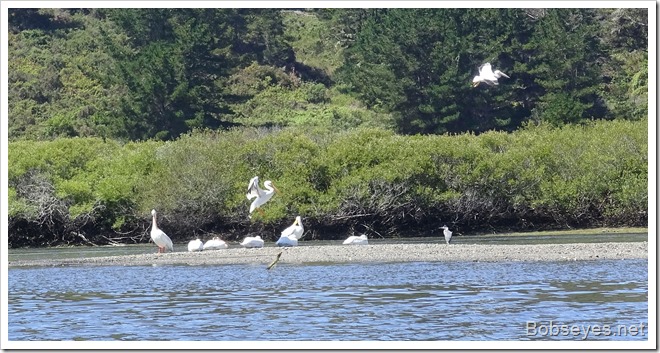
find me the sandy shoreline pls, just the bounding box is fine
[8,241,648,268]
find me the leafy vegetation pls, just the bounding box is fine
[8,120,647,247]
[7,8,648,247]
[8,8,648,140]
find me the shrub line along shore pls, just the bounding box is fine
[8,242,648,268]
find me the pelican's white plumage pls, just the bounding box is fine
[241,235,265,248]
[246,176,279,216]
[343,234,368,245]
[281,216,304,240]
[440,225,453,244]
[150,209,173,253]
[203,236,228,250]
[187,238,204,252]
[472,62,509,87]
[276,216,304,247]
[276,235,298,247]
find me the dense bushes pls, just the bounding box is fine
[8,119,647,247]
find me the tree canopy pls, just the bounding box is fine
[8,8,648,141]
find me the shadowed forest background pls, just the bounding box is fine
[7,8,648,247]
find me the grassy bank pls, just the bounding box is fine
[8,119,647,248]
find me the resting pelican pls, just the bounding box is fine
[441,225,453,244]
[276,216,304,247]
[343,234,368,245]
[240,235,265,248]
[276,235,298,247]
[187,238,204,252]
[246,176,279,217]
[281,216,304,240]
[150,209,173,253]
[203,236,228,250]
[472,62,509,87]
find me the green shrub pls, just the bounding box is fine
[8,119,648,247]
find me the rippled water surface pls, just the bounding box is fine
[8,259,647,341]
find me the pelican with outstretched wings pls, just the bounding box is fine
[472,62,509,87]
[246,176,279,217]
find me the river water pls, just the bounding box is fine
[7,246,648,342]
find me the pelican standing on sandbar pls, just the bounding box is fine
[472,62,509,87]
[150,209,173,253]
[246,176,279,218]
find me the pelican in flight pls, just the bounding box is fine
[343,234,368,245]
[187,238,204,252]
[246,176,279,217]
[203,236,228,250]
[441,225,453,244]
[472,62,509,87]
[150,209,173,253]
[276,216,304,247]
[241,235,265,248]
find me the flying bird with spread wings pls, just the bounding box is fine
[472,62,510,87]
[246,176,279,218]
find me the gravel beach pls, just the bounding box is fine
[8,241,648,268]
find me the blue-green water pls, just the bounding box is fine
[8,259,647,341]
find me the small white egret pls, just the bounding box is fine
[440,225,453,244]
[150,209,173,253]
[203,236,228,250]
[246,176,279,217]
[240,235,265,248]
[472,62,509,87]
[187,238,204,252]
[343,234,368,245]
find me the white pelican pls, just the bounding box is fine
[276,235,298,247]
[276,216,304,247]
[240,235,265,248]
[187,238,204,252]
[343,234,368,245]
[203,236,228,250]
[246,176,279,217]
[472,62,509,87]
[150,209,173,253]
[281,216,304,240]
[441,225,453,244]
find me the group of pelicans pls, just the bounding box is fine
[148,61,507,254]
[150,174,455,253]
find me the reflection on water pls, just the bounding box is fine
[8,259,647,341]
